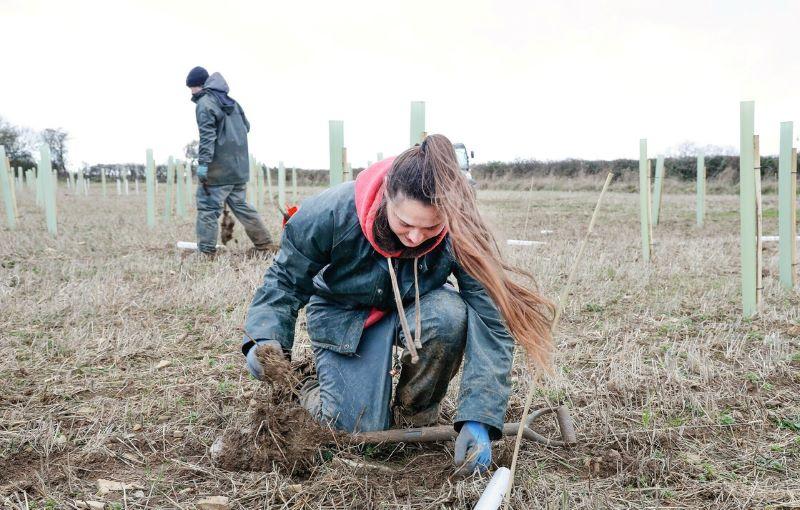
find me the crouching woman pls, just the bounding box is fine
[242,134,553,474]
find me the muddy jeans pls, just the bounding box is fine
[300,285,468,433]
[196,183,273,253]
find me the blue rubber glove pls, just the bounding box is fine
[197,164,208,183]
[245,339,283,380]
[454,421,492,475]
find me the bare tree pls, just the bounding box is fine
[0,117,34,168]
[41,128,69,174]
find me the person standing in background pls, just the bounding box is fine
[186,66,274,257]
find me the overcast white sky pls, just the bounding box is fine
[3,0,799,169]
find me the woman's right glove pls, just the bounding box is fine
[454,421,492,475]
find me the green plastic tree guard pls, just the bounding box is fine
[256,158,264,211]
[164,157,175,222]
[40,146,57,236]
[410,101,426,147]
[292,166,297,202]
[652,155,665,225]
[77,171,84,197]
[36,164,44,207]
[778,121,797,290]
[639,139,652,262]
[175,161,186,218]
[740,101,758,317]
[0,146,16,230]
[101,168,107,197]
[146,149,156,228]
[377,152,383,161]
[329,120,344,187]
[246,157,253,205]
[265,163,273,205]
[278,161,286,208]
[697,151,706,227]
[185,163,192,210]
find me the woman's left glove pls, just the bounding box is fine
[197,165,208,183]
[454,421,491,475]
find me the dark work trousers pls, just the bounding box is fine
[300,285,468,433]
[195,183,273,253]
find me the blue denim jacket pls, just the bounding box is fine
[244,182,515,436]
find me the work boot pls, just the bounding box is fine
[393,403,442,428]
[245,244,279,259]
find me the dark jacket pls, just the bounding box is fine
[244,160,516,437]
[192,73,250,185]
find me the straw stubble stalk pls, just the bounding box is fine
[504,171,615,508]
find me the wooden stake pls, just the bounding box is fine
[754,135,763,307]
[639,139,652,262]
[342,148,350,181]
[651,155,665,225]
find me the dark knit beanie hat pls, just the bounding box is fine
[186,66,209,87]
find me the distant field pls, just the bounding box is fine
[1,179,798,509]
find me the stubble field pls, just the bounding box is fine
[1,178,798,509]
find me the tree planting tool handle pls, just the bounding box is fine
[351,405,577,447]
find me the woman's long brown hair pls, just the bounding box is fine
[386,134,555,370]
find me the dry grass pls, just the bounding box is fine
[1,178,798,509]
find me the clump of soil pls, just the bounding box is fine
[220,205,236,245]
[213,394,337,475]
[213,347,336,475]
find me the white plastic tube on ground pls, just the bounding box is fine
[473,467,511,510]
[762,235,800,242]
[176,241,225,251]
[506,239,547,246]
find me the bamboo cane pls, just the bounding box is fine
[504,172,615,508]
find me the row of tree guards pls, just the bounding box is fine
[0,100,430,235]
[639,100,798,317]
